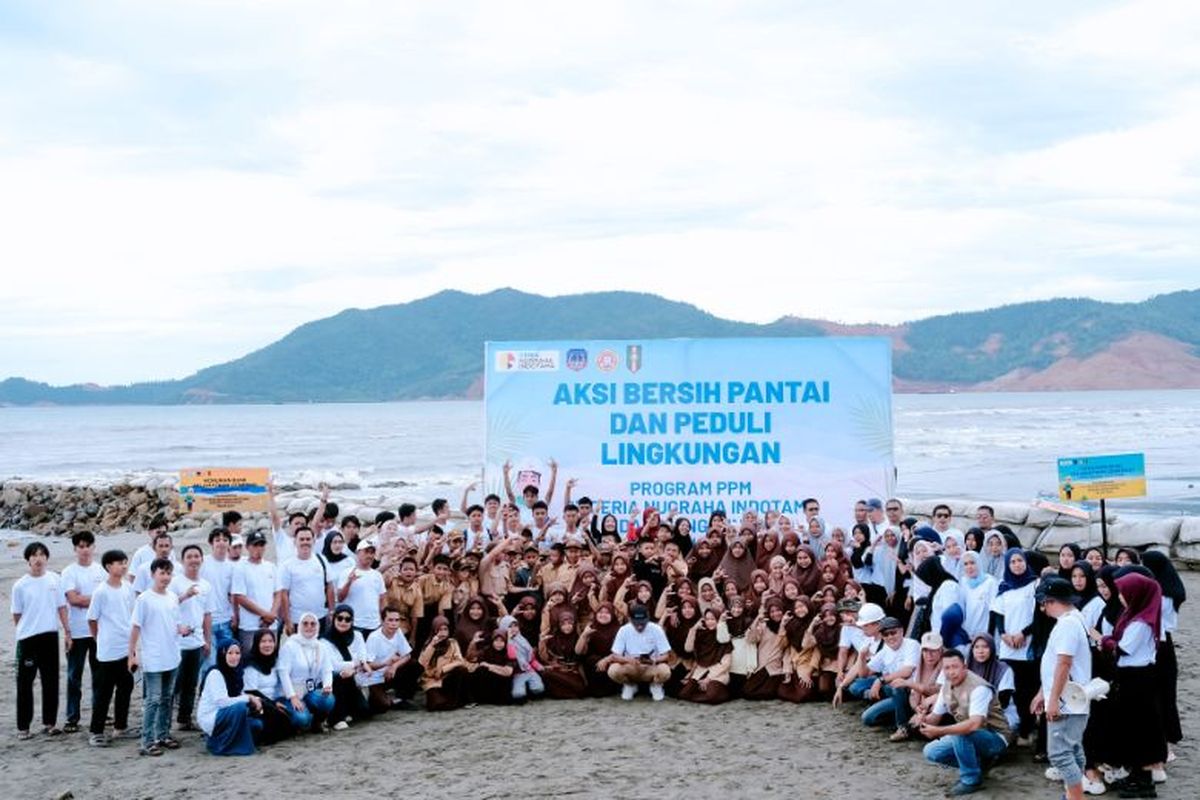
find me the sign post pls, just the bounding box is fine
[178,468,271,514]
[1056,453,1147,559]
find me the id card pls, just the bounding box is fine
[305,678,316,693]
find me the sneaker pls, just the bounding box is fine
[1104,767,1129,784]
[16,730,33,741]
[946,782,981,796]
[649,684,665,702]
[332,720,349,731]
[621,684,637,701]
[1045,767,1063,781]
[1083,777,1108,795]
[88,733,110,748]
[1166,750,1176,764]
[1150,769,1166,784]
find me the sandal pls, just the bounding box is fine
[42,726,63,737]
[17,730,33,741]
[889,728,910,742]
[159,736,181,749]
[62,722,80,734]
[139,744,164,757]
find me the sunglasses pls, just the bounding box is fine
[934,513,950,518]
[334,615,353,622]
[886,506,901,512]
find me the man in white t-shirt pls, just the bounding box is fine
[833,601,885,704]
[231,531,278,653]
[364,607,420,712]
[918,649,1011,796]
[276,526,334,635]
[11,541,70,738]
[1032,577,1094,800]
[61,530,107,732]
[128,513,169,582]
[200,526,236,669]
[129,558,183,755]
[338,540,386,635]
[86,548,137,747]
[608,604,672,701]
[170,544,214,731]
[858,617,921,731]
[132,532,176,594]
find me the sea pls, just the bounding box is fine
[1,390,1198,521]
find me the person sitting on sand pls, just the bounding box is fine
[608,603,672,701]
[197,642,262,756]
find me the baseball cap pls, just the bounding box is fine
[857,602,886,626]
[1038,576,1076,604]
[245,531,267,547]
[879,616,903,632]
[629,605,650,622]
[920,632,944,650]
[866,498,884,511]
[230,534,245,547]
[835,598,862,613]
[355,539,377,553]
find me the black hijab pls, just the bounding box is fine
[215,641,244,696]
[322,531,349,564]
[1058,544,1082,580]
[1069,562,1098,609]
[249,628,279,673]
[322,603,356,661]
[916,556,957,595]
[1141,550,1186,610]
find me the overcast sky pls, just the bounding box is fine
[1,1,1198,385]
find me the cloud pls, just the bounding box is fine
[0,1,1198,383]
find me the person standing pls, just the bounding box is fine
[11,541,70,739]
[86,549,137,747]
[276,526,334,635]
[200,526,237,669]
[170,544,214,731]
[1031,577,1093,800]
[231,532,278,653]
[60,530,107,733]
[129,558,183,756]
[338,540,386,636]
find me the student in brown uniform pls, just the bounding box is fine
[466,628,515,705]
[418,616,468,711]
[678,608,733,704]
[577,602,622,698]
[383,557,423,640]
[742,597,790,699]
[539,610,588,699]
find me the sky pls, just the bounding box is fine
[1,1,1198,385]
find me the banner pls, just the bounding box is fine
[485,338,894,532]
[178,467,270,514]
[1057,453,1146,502]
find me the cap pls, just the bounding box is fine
[866,498,884,511]
[857,602,886,626]
[1038,576,1076,604]
[879,616,903,632]
[355,539,377,553]
[565,538,584,549]
[230,534,245,547]
[245,532,267,547]
[835,598,862,613]
[920,632,944,650]
[629,605,650,622]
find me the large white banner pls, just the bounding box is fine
[484,338,894,532]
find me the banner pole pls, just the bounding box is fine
[1100,498,1108,560]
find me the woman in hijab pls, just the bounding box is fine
[514,595,542,646]
[742,597,789,700]
[1101,573,1167,795]
[538,610,588,699]
[915,557,967,651]
[240,629,294,744]
[497,614,543,703]
[322,530,355,590]
[966,633,1018,732]
[1057,544,1082,580]
[791,545,822,597]
[319,604,369,728]
[939,531,965,579]
[686,536,724,580]
[1140,550,1184,759]
[196,642,261,755]
[757,530,781,570]
[418,615,469,711]
[568,565,601,626]
[453,596,490,655]
[991,547,1039,744]
[1068,563,1104,630]
[963,527,982,554]
[577,601,622,698]
[715,535,756,593]
[869,528,902,617]
[466,627,515,705]
[959,551,998,639]
[1114,547,1141,567]
[602,553,632,602]
[780,602,840,703]
[678,608,733,704]
[670,517,694,556]
[277,612,335,731]
[978,532,1008,582]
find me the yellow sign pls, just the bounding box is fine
[1056,453,1146,502]
[178,468,270,514]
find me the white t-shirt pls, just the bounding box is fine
[838,625,869,652]
[132,558,179,594]
[363,628,412,686]
[867,637,920,675]
[278,636,333,697]
[1116,620,1157,668]
[1080,596,1105,632]
[60,562,107,639]
[1039,609,1093,714]
[11,572,66,641]
[199,557,236,626]
[933,682,993,718]
[339,567,385,631]
[277,555,330,623]
[170,574,214,651]
[274,527,297,565]
[990,582,1037,660]
[87,581,135,662]
[325,557,355,592]
[231,559,277,631]
[611,622,671,658]
[928,582,962,640]
[197,669,248,736]
[960,575,999,639]
[1160,597,1177,640]
[132,589,182,673]
[243,664,286,699]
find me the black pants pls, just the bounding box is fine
[90,657,134,735]
[1158,634,1181,744]
[174,647,205,724]
[1005,658,1039,738]
[16,632,59,732]
[367,661,423,713]
[330,675,369,721]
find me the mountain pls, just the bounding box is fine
[3,288,1200,404]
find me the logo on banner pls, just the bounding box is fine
[566,349,588,371]
[627,344,643,373]
[494,350,561,372]
[596,349,619,372]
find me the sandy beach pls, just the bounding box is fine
[0,528,1194,800]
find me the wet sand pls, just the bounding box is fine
[0,529,1195,800]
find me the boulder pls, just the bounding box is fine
[1178,516,1200,544]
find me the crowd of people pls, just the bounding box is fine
[9,479,1185,798]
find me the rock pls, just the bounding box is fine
[23,503,48,519]
[2,486,24,506]
[83,502,99,517]
[1178,516,1200,544]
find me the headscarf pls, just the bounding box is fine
[1114,547,1141,566]
[993,524,1021,550]
[454,596,490,653]
[212,640,244,696]
[762,596,785,634]
[791,545,822,596]
[695,577,720,614]
[498,615,537,672]
[1069,563,1098,609]
[249,628,279,673]
[322,531,349,564]
[717,538,756,592]
[997,548,1036,594]
[784,596,814,650]
[961,551,988,590]
[979,532,1007,581]
[429,615,454,659]
[916,556,956,596]
[1141,550,1186,610]
[810,603,841,653]
[964,526,983,552]
[687,540,723,579]
[547,610,579,662]
[570,565,599,606]
[756,531,781,570]
[1024,549,1050,577]
[1097,565,1123,627]
[294,611,323,661]
[1110,572,1162,644]
[1057,544,1082,580]
[871,531,900,596]
[603,553,631,599]
[586,602,621,657]
[322,603,357,661]
[691,616,732,667]
[968,633,1010,689]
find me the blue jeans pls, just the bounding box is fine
[845,675,875,700]
[1047,713,1088,787]
[861,685,910,728]
[281,690,335,731]
[65,636,98,724]
[512,670,545,700]
[205,622,236,671]
[924,729,1008,787]
[142,669,177,749]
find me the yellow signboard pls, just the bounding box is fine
[179,468,270,514]
[1056,453,1146,502]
